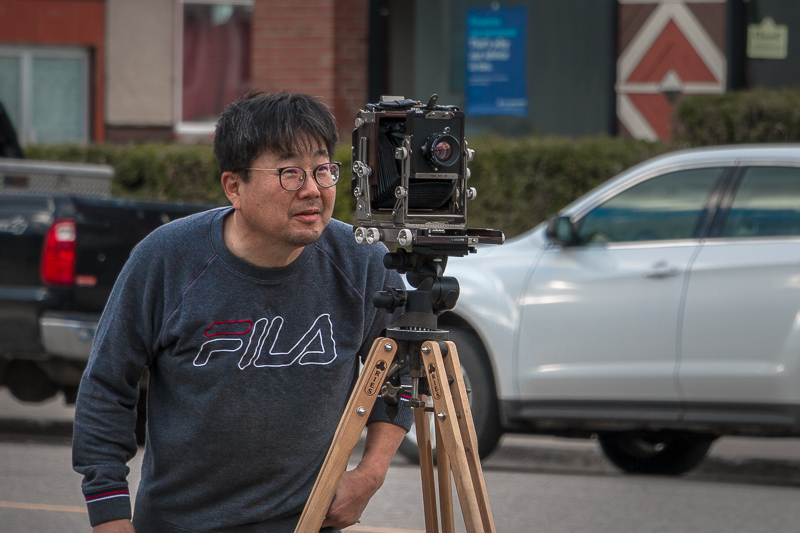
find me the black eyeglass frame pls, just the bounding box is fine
[243,162,342,191]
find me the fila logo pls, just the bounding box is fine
[193,314,338,369]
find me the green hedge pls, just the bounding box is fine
[27,137,667,238]
[29,89,800,238]
[26,143,224,205]
[464,136,668,236]
[674,88,800,147]
[336,136,667,237]
[26,143,359,223]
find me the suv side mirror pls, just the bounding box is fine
[546,215,580,245]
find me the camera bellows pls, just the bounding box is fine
[373,125,403,208]
[373,123,456,210]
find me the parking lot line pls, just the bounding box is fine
[0,500,87,513]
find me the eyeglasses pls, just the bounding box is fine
[244,162,341,191]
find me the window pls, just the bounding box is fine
[0,46,89,145]
[177,1,252,135]
[577,168,723,244]
[722,167,800,238]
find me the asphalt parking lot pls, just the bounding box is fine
[2,390,800,533]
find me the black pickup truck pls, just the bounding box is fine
[0,123,210,413]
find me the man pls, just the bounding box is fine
[73,92,412,532]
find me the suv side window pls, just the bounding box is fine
[722,167,800,238]
[577,168,723,244]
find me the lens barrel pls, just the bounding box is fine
[424,133,460,168]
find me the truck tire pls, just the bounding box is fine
[397,327,503,463]
[598,430,716,475]
[5,361,59,402]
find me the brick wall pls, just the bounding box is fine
[333,0,369,135]
[252,0,369,138]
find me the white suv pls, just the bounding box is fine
[400,145,800,475]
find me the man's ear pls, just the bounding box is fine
[221,171,242,209]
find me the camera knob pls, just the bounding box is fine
[397,229,413,246]
[466,148,475,162]
[395,147,409,160]
[466,187,478,200]
[365,228,382,245]
[354,227,367,244]
[373,287,407,312]
[395,186,407,198]
[352,161,371,179]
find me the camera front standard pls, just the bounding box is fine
[351,95,503,256]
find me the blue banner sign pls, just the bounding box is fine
[466,7,528,116]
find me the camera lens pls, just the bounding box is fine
[425,133,460,168]
[433,141,453,163]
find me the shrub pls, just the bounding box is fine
[462,135,667,237]
[26,137,667,238]
[27,143,362,223]
[333,145,356,224]
[26,143,224,204]
[335,136,667,237]
[674,88,800,147]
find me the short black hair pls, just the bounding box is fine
[213,91,340,179]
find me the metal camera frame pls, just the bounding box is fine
[351,95,502,252]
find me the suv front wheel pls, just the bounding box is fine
[598,430,717,475]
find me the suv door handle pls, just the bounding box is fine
[644,264,681,279]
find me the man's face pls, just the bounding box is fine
[232,144,336,252]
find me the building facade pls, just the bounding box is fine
[0,0,798,145]
[0,0,370,145]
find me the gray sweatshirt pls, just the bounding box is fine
[72,207,412,532]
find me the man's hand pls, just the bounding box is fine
[320,421,407,530]
[320,467,379,529]
[92,519,135,533]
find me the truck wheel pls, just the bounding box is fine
[5,361,59,402]
[598,430,715,475]
[397,327,503,463]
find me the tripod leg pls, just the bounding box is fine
[420,341,485,533]
[294,338,398,533]
[443,341,496,533]
[435,416,455,533]
[415,395,439,533]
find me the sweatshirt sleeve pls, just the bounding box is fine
[362,267,415,431]
[72,241,165,526]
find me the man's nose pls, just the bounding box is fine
[296,171,322,197]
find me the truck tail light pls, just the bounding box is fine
[41,219,76,286]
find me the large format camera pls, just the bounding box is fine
[351,95,503,256]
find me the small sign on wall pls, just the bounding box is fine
[747,17,789,59]
[465,6,528,116]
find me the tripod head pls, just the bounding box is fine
[372,246,467,408]
[373,248,460,322]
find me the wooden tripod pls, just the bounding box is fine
[294,336,496,533]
